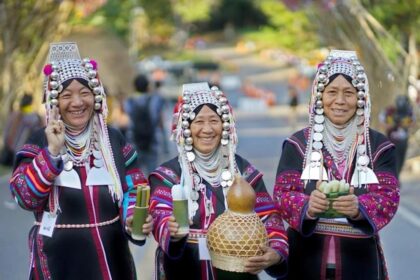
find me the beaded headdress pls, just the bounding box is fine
[42,42,123,205]
[173,83,238,219]
[302,50,378,186]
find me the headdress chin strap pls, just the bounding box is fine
[301,49,378,186]
[173,82,238,219]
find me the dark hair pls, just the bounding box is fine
[134,74,149,93]
[62,78,90,91]
[326,73,353,87]
[19,93,33,108]
[193,103,219,116]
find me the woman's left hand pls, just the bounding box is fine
[243,245,282,275]
[125,214,153,235]
[332,187,360,219]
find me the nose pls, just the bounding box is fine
[201,122,213,133]
[335,92,346,104]
[71,93,84,106]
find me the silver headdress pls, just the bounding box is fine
[43,42,123,207]
[43,42,106,117]
[173,82,238,219]
[302,50,378,186]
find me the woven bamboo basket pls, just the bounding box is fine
[207,210,268,272]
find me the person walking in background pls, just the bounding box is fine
[124,74,166,176]
[0,94,43,166]
[9,42,153,279]
[274,50,399,280]
[149,83,288,280]
[379,94,415,179]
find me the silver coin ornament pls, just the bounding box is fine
[313,141,323,150]
[221,139,229,146]
[94,159,104,168]
[187,152,195,162]
[357,155,369,166]
[315,108,324,115]
[92,150,102,159]
[193,174,201,186]
[191,190,199,201]
[192,202,199,212]
[64,160,74,171]
[314,115,325,124]
[221,170,232,181]
[357,145,366,155]
[310,151,321,162]
[313,132,323,142]
[314,124,324,133]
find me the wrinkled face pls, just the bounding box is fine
[190,105,223,154]
[323,75,358,125]
[58,79,94,130]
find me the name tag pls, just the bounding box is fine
[198,237,211,260]
[39,211,57,237]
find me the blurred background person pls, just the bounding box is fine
[379,95,416,179]
[0,93,43,167]
[124,74,167,176]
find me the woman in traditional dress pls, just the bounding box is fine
[9,42,152,279]
[274,50,400,280]
[149,83,288,279]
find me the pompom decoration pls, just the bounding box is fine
[90,60,98,70]
[43,64,53,75]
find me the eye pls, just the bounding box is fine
[81,90,91,96]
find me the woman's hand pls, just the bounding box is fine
[126,214,153,235]
[307,181,329,218]
[45,106,65,156]
[244,245,282,275]
[332,187,360,219]
[167,215,189,241]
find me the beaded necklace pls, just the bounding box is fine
[192,147,223,186]
[64,119,93,166]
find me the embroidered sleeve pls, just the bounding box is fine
[273,140,308,231]
[121,143,148,225]
[356,146,400,233]
[9,145,62,211]
[243,161,288,278]
[149,165,185,257]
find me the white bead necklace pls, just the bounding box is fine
[192,147,223,186]
[64,119,94,165]
[322,117,357,164]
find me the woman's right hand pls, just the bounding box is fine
[168,215,188,241]
[307,181,329,218]
[45,106,65,156]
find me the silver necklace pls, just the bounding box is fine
[192,147,223,186]
[323,117,357,164]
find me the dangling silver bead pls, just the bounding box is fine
[215,90,223,97]
[83,58,91,63]
[317,83,325,92]
[315,100,323,108]
[182,96,190,103]
[182,112,189,120]
[357,100,365,108]
[219,97,227,104]
[185,137,193,145]
[88,70,97,78]
[50,98,58,106]
[211,86,219,91]
[94,95,103,103]
[182,104,190,112]
[50,72,59,80]
[216,108,222,115]
[221,139,229,146]
[222,114,229,122]
[315,91,322,99]
[189,112,196,120]
[222,122,230,130]
[185,144,193,151]
[183,129,191,137]
[186,152,195,162]
[85,63,94,70]
[94,103,101,110]
[352,61,360,66]
[356,66,364,73]
[319,65,328,73]
[315,108,324,115]
[182,120,189,129]
[356,108,364,116]
[93,87,102,95]
[357,91,365,99]
[221,105,229,113]
[50,81,59,89]
[89,78,99,87]
[50,90,59,99]
[356,83,365,90]
[222,131,229,139]
[357,73,365,82]
[318,74,327,82]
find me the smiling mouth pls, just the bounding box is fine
[331,109,347,114]
[69,109,86,116]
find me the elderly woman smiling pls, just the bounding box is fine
[149,83,288,280]
[9,42,152,279]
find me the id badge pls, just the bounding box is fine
[198,237,211,260]
[39,211,57,237]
